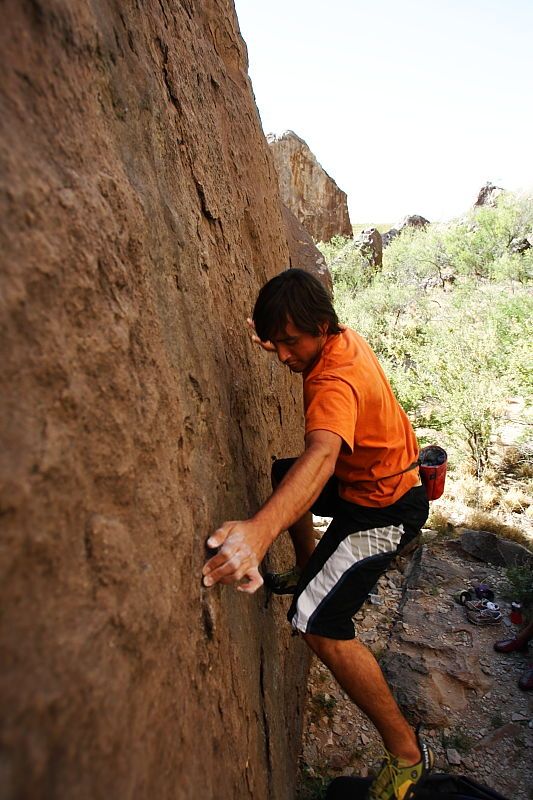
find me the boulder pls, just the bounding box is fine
[267,130,352,242]
[0,2,308,798]
[281,203,333,293]
[354,227,383,269]
[398,214,430,231]
[474,182,504,208]
[510,236,532,254]
[459,530,533,568]
[382,227,399,248]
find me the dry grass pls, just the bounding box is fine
[426,471,532,550]
[499,485,532,514]
[427,507,456,536]
[422,400,532,549]
[428,503,531,548]
[499,444,533,480]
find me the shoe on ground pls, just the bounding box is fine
[466,607,502,625]
[518,666,533,691]
[264,565,301,595]
[465,599,499,612]
[368,736,434,799]
[494,637,529,653]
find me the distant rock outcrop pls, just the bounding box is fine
[474,182,504,208]
[281,204,333,293]
[268,131,352,242]
[0,3,308,799]
[382,216,428,249]
[398,214,430,231]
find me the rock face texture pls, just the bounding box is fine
[281,204,333,292]
[0,3,308,799]
[268,131,352,242]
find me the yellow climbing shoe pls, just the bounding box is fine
[368,738,434,800]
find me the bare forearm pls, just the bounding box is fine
[252,443,336,543]
[203,430,341,592]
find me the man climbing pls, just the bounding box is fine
[202,269,433,800]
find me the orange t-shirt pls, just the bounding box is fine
[304,328,419,507]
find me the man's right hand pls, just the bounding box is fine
[246,318,276,352]
[202,518,272,594]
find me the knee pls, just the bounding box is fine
[302,630,360,659]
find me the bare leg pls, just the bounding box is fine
[288,511,316,569]
[272,472,316,569]
[304,632,420,763]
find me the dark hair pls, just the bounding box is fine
[253,268,341,342]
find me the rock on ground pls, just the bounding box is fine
[0,2,309,798]
[459,529,533,569]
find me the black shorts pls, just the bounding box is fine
[271,458,429,640]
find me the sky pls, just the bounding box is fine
[233,0,533,224]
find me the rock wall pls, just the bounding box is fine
[268,131,352,242]
[0,2,309,798]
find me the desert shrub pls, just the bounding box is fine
[443,192,533,281]
[504,565,533,613]
[317,234,351,265]
[383,224,454,288]
[319,193,532,480]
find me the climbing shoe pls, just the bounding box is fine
[264,565,301,595]
[368,736,434,800]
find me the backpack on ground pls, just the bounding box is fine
[325,773,510,800]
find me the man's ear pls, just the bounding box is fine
[318,322,329,336]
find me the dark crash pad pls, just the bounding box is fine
[326,773,510,799]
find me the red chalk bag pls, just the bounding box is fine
[419,445,448,500]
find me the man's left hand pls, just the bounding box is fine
[202,519,271,594]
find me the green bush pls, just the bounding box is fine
[504,566,533,613]
[318,193,532,479]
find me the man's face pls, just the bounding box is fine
[271,320,327,373]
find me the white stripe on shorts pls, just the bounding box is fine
[291,524,403,634]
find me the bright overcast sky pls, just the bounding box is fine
[234,0,533,224]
